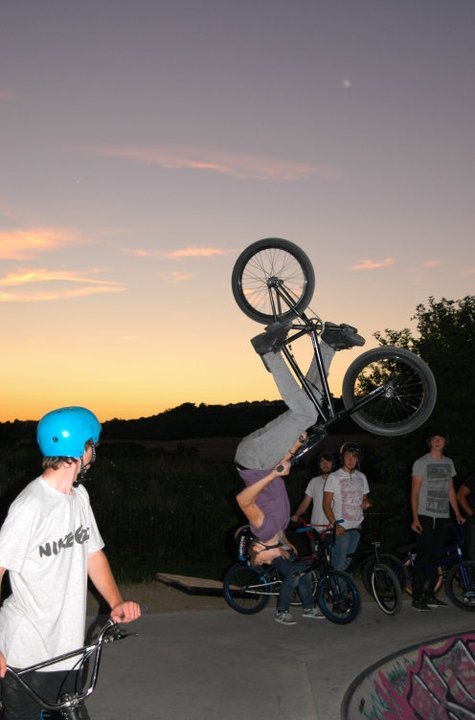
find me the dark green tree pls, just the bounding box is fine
[371,296,475,501]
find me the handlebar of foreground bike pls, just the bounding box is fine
[5,620,135,713]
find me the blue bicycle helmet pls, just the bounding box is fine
[37,406,101,458]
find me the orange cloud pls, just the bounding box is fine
[0,267,124,302]
[349,258,396,271]
[0,268,121,287]
[0,286,124,303]
[0,228,76,259]
[91,145,338,182]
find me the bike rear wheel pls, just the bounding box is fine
[362,553,406,595]
[223,563,271,614]
[403,557,443,596]
[316,570,360,625]
[342,346,437,437]
[231,238,315,324]
[445,560,475,611]
[371,563,403,615]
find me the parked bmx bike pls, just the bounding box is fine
[232,238,437,439]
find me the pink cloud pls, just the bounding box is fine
[91,145,339,182]
[349,258,396,271]
[122,246,231,259]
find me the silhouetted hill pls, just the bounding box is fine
[0,399,360,447]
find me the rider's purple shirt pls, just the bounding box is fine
[238,468,290,542]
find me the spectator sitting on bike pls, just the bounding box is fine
[236,445,324,625]
[322,443,370,573]
[291,451,335,529]
[410,427,464,612]
[0,406,141,720]
[456,472,475,561]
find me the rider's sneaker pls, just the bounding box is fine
[302,606,325,619]
[411,598,433,611]
[321,322,366,351]
[424,594,448,608]
[251,320,292,356]
[274,610,296,625]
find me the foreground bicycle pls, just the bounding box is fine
[232,238,437,440]
[223,523,360,625]
[3,620,134,719]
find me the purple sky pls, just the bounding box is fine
[1,0,474,421]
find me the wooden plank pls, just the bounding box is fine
[156,572,224,597]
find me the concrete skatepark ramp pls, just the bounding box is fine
[342,632,475,719]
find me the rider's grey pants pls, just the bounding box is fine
[235,343,334,470]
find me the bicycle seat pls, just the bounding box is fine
[321,322,366,350]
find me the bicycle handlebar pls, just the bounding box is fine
[5,620,134,712]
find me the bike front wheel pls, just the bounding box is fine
[445,561,475,611]
[371,564,403,615]
[223,563,271,614]
[290,569,319,606]
[316,570,360,625]
[342,346,437,437]
[231,238,315,324]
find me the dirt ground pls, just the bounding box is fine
[87,578,230,615]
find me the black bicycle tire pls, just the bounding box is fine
[371,563,403,615]
[231,238,315,324]
[290,568,319,606]
[222,563,271,614]
[361,553,406,595]
[342,346,437,437]
[316,570,360,625]
[445,560,475,611]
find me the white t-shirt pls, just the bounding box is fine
[324,468,369,530]
[0,477,104,670]
[304,475,329,528]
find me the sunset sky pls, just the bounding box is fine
[1,0,474,423]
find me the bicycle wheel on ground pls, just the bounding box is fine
[290,569,319,606]
[231,238,315,324]
[445,560,475,611]
[223,563,271,614]
[403,558,443,596]
[316,570,360,625]
[362,553,406,595]
[342,347,437,437]
[371,564,403,615]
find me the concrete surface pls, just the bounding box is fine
[87,596,474,719]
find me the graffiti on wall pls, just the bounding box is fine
[347,633,475,720]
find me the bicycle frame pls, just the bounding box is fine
[5,620,132,716]
[272,299,387,433]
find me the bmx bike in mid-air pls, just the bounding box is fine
[231,238,437,443]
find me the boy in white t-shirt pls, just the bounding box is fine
[322,443,370,572]
[0,406,141,720]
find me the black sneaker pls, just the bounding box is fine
[251,321,292,356]
[424,595,448,608]
[321,322,366,351]
[412,598,433,612]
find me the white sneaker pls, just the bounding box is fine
[302,606,325,619]
[274,611,296,625]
